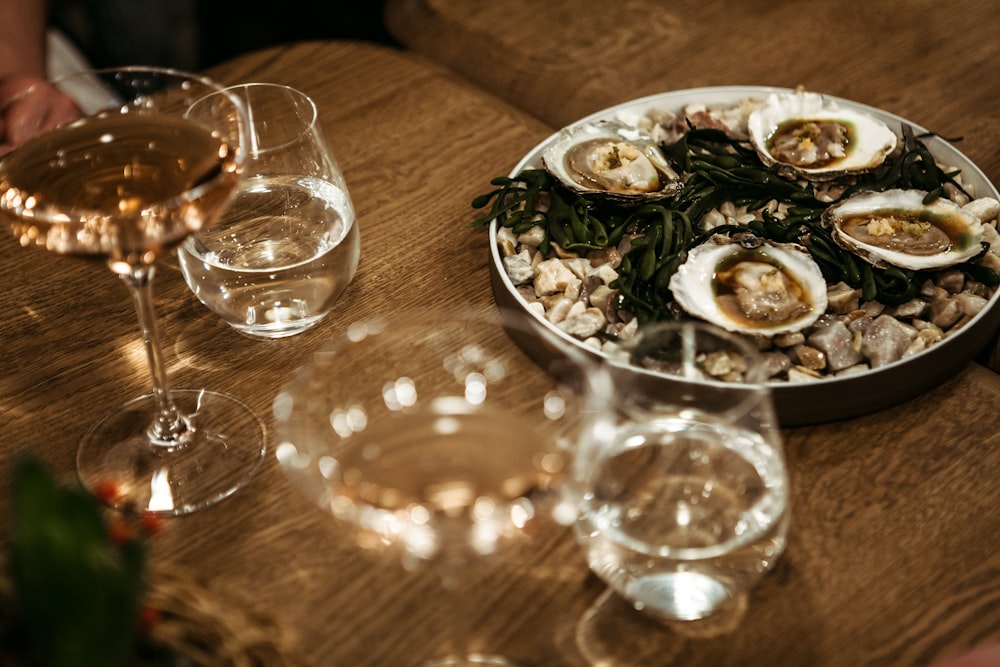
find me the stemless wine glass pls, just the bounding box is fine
[574,320,790,622]
[178,83,360,338]
[0,67,266,515]
[273,309,599,667]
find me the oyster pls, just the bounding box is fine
[824,188,985,270]
[747,92,898,180]
[669,238,828,336]
[541,120,681,204]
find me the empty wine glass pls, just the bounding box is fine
[273,309,599,666]
[0,67,266,515]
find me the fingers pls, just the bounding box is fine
[930,644,1000,667]
[0,75,82,149]
[5,83,82,146]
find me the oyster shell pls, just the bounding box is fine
[824,188,985,270]
[669,238,828,336]
[541,120,681,204]
[748,92,898,180]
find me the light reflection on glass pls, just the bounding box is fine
[539,452,564,475]
[511,498,533,529]
[543,391,566,420]
[472,495,496,521]
[383,376,417,411]
[676,502,691,527]
[330,409,351,437]
[409,503,431,525]
[483,359,505,382]
[348,403,368,431]
[275,441,310,470]
[434,416,460,435]
[459,343,485,366]
[318,455,337,480]
[147,467,174,512]
[121,337,148,376]
[471,519,499,556]
[330,403,368,437]
[404,520,437,560]
[464,372,487,405]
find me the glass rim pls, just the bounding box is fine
[613,319,769,377]
[279,305,601,381]
[204,82,321,157]
[271,306,607,523]
[0,65,250,224]
[603,319,776,422]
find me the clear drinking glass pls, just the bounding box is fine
[178,83,360,338]
[573,320,790,622]
[0,67,266,515]
[274,309,598,666]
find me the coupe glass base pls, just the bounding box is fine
[76,389,266,516]
[421,655,520,667]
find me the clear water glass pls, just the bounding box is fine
[573,320,790,621]
[178,83,360,338]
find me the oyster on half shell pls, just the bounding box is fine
[669,237,829,336]
[748,92,898,181]
[541,120,682,204]
[824,188,985,270]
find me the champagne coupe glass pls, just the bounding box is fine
[274,309,599,666]
[0,67,266,515]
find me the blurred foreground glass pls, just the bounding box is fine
[274,309,600,666]
[0,67,266,515]
[573,321,789,622]
[178,83,360,338]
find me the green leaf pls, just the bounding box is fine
[9,456,144,667]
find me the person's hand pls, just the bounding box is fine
[929,643,1000,667]
[0,74,80,154]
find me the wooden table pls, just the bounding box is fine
[386,0,1000,375]
[383,0,1000,146]
[0,17,998,667]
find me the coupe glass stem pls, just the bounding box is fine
[424,556,516,667]
[122,263,189,446]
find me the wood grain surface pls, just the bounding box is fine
[384,0,1000,375]
[384,0,1000,168]
[0,33,998,667]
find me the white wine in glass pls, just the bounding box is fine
[0,67,266,515]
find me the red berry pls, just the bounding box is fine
[137,605,160,632]
[140,513,164,536]
[107,518,133,547]
[93,479,121,505]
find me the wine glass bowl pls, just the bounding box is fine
[0,67,266,515]
[3,69,242,270]
[274,310,597,664]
